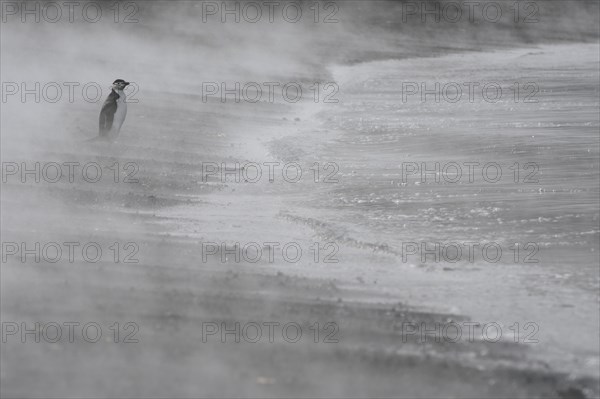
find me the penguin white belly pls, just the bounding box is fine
[110,90,128,137]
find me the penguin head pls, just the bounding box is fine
[112,79,130,90]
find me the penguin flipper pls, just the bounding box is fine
[99,90,119,135]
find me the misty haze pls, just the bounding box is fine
[1,1,599,398]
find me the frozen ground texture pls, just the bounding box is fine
[1,1,599,397]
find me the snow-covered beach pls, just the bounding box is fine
[2,1,599,397]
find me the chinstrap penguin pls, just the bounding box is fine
[99,79,130,140]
